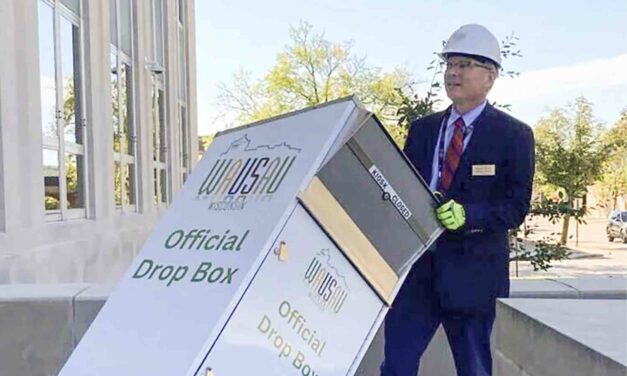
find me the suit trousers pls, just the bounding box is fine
[379,262,495,376]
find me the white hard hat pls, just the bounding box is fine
[441,24,502,68]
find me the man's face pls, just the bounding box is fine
[444,56,496,106]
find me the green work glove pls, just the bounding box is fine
[436,199,466,231]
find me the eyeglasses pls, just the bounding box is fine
[445,59,494,72]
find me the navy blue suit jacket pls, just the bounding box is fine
[404,103,535,316]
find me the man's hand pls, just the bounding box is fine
[436,199,466,231]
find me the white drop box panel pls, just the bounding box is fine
[58,99,358,376]
[194,204,385,376]
[57,96,441,376]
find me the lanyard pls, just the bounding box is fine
[435,106,484,188]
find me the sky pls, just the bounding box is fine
[194,0,627,135]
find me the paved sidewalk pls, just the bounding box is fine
[511,216,627,278]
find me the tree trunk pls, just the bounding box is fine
[613,194,618,211]
[560,213,570,245]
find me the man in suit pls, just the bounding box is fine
[380,24,535,376]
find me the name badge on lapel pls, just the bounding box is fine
[472,164,496,176]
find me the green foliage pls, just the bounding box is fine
[528,238,571,271]
[62,77,76,124]
[216,21,413,144]
[510,227,571,272]
[59,78,82,208]
[498,33,523,78]
[45,196,60,210]
[535,98,607,197]
[66,156,78,193]
[530,194,587,225]
[199,134,215,154]
[534,97,608,243]
[596,110,627,211]
[114,162,121,206]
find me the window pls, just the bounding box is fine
[152,87,168,204]
[38,0,87,221]
[152,0,168,206]
[111,0,138,212]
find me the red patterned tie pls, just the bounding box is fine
[439,117,465,193]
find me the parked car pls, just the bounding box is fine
[607,210,627,243]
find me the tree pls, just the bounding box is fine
[534,97,608,244]
[216,21,413,138]
[199,134,215,154]
[596,110,627,212]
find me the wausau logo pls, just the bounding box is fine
[304,249,350,314]
[197,135,301,211]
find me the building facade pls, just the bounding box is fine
[0,0,198,283]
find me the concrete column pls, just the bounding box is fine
[163,0,181,199]
[186,0,199,167]
[0,2,8,234]
[0,0,46,255]
[132,0,157,214]
[84,0,115,220]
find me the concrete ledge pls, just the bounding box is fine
[510,278,579,298]
[496,299,627,376]
[553,276,627,299]
[0,284,92,376]
[510,275,627,299]
[356,276,627,376]
[73,284,113,347]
